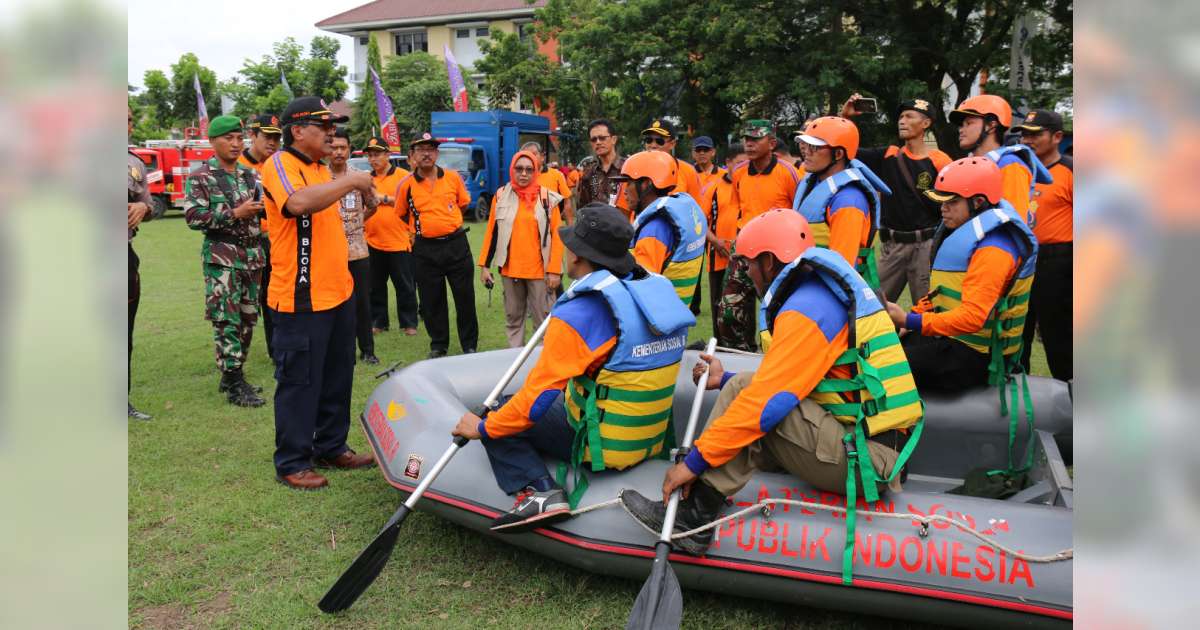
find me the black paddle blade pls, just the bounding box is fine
[318,505,411,613]
[626,545,683,630]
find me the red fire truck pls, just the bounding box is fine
[130,127,214,218]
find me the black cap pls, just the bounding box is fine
[642,119,675,138]
[558,203,637,276]
[247,114,282,134]
[409,131,440,148]
[1015,109,1064,133]
[364,136,390,152]
[896,98,934,119]
[280,96,349,126]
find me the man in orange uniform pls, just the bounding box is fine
[260,97,378,490]
[238,114,281,359]
[363,136,418,337]
[699,142,746,341]
[624,209,921,555]
[641,119,701,200]
[691,136,724,190]
[885,157,1038,392]
[1016,110,1072,381]
[453,203,694,532]
[394,132,478,358]
[950,94,1052,224]
[717,119,803,350]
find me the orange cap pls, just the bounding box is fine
[735,209,815,264]
[620,151,677,190]
[949,94,1013,128]
[925,157,1003,205]
[797,116,860,160]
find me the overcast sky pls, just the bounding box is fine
[128,0,365,95]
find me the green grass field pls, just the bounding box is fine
[129,214,1047,628]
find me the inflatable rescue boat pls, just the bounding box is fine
[358,348,1073,628]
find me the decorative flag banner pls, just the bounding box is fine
[444,44,469,112]
[371,67,402,150]
[280,69,294,97]
[193,72,209,137]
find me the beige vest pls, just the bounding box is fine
[491,184,564,271]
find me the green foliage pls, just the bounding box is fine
[237,36,348,110]
[140,69,173,130]
[351,50,483,148]
[168,52,218,127]
[349,37,384,149]
[475,30,561,108]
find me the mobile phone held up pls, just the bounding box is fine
[853,97,878,114]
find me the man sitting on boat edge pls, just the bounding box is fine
[624,209,923,555]
[453,203,696,532]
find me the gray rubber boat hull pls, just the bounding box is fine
[359,349,1073,628]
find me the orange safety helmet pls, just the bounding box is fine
[734,209,815,264]
[924,157,1003,205]
[797,116,860,160]
[949,94,1013,128]
[620,150,678,190]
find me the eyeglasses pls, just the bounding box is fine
[513,166,535,174]
[298,121,335,131]
[642,136,667,146]
[589,134,611,143]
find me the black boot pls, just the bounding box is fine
[222,370,266,407]
[220,368,263,394]
[621,480,726,556]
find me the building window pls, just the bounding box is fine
[476,27,489,37]
[516,23,530,41]
[394,31,428,55]
[358,36,368,46]
[457,29,469,39]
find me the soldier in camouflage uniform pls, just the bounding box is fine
[183,116,267,407]
[716,253,759,351]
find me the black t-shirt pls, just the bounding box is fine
[856,145,952,232]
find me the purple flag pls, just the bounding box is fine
[193,73,209,137]
[443,45,469,112]
[371,68,401,149]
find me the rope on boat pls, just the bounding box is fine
[564,495,1073,564]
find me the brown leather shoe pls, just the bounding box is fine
[313,450,376,470]
[403,327,418,336]
[276,469,328,490]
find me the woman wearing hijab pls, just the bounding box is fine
[478,151,566,347]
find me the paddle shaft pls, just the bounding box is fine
[659,337,718,543]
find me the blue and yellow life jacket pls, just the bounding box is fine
[792,160,891,289]
[986,145,1054,224]
[758,247,923,586]
[557,268,696,507]
[928,200,1038,368]
[632,192,707,305]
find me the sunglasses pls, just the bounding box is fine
[513,166,536,174]
[642,136,667,146]
[589,134,611,143]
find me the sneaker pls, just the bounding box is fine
[427,349,448,359]
[490,486,571,532]
[360,353,380,365]
[620,482,726,555]
[128,403,152,421]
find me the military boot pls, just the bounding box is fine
[621,480,727,556]
[221,370,266,407]
[219,369,262,394]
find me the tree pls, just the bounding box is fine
[350,50,483,147]
[475,30,562,108]
[168,53,218,127]
[141,69,173,130]
[238,36,349,114]
[349,36,384,148]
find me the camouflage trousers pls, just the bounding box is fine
[203,263,261,372]
[716,258,759,352]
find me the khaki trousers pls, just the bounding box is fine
[877,239,933,303]
[701,372,902,497]
[501,275,550,348]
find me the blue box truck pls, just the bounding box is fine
[432,110,558,221]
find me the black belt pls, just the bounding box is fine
[879,227,937,243]
[206,233,261,248]
[1038,241,1072,259]
[416,227,468,243]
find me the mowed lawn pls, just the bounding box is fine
[129,213,1046,628]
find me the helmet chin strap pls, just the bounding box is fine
[963,118,994,154]
[808,148,844,180]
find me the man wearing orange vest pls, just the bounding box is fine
[624,209,921,556]
[260,97,378,490]
[716,119,803,351]
[950,94,1052,224]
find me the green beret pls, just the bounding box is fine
[208,115,243,139]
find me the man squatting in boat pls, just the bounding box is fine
[453,202,696,531]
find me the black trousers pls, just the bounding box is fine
[349,258,374,357]
[258,237,274,358]
[129,244,140,394]
[901,334,991,393]
[368,246,418,330]
[413,231,478,352]
[270,299,355,476]
[1020,242,1072,381]
[690,266,703,315]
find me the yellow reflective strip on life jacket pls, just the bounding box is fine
[663,255,703,303]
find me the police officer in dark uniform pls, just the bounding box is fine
[127,108,153,420]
